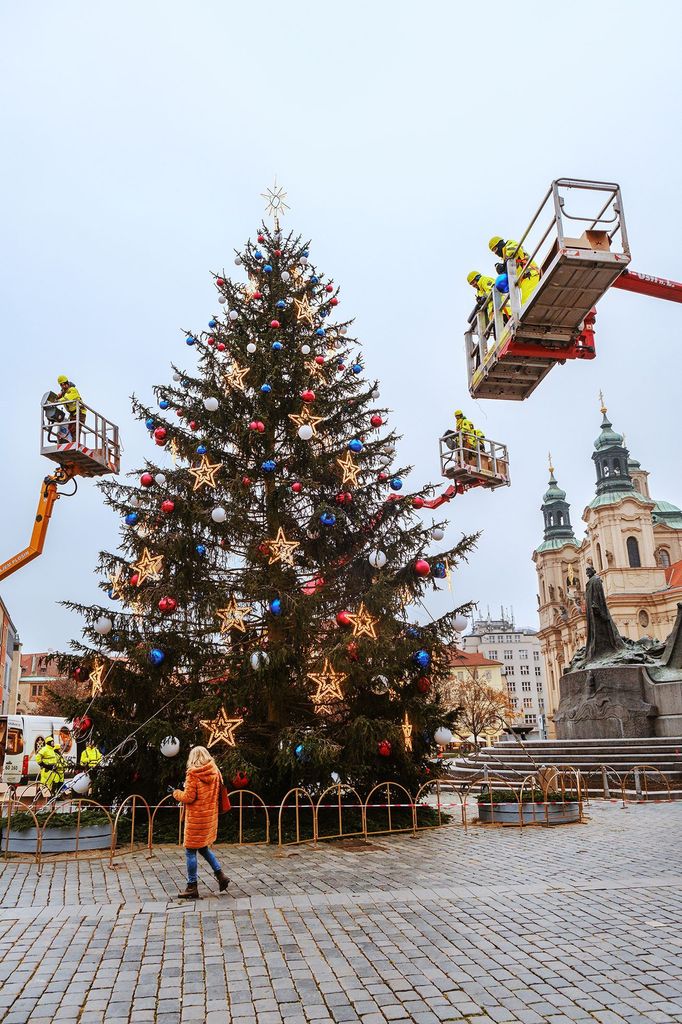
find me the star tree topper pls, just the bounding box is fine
[133,548,165,586]
[346,602,379,640]
[215,598,250,634]
[188,455,223,491]
[308,658,347,705]
[267,527,300,566]
[200,707,243,749]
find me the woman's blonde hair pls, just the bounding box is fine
[187,746,217,771]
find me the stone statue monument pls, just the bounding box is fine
[554,571,682,738]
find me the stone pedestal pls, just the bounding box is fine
[555,667,658,739]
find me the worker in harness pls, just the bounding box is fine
[489,237,541,305]
[80,739,103,771]
[56,375,86,443]
[35,736,65,795]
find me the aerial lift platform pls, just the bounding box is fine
[0,395,120,582]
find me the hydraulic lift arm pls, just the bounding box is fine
[0,469,75,583]
[612,269,682,303]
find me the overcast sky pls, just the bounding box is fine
[1,1,681,652]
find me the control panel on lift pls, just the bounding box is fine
[466,179,630,401]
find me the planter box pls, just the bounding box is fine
[2,823,112,853]
[477,801,580,826]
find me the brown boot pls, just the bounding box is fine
[214,869,230,893]
[178,882,200,900]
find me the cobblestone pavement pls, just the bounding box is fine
[1,802,682,1023]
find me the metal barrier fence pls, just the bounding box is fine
[0,767,673,866]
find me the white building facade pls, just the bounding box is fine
[460,612,548,739]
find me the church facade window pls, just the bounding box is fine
[656,548,671,568]
[626,536,641,568]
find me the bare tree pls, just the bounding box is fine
[448,672,515,751]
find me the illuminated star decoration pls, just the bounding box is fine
[336,450,361,487]
[90,660,106,698]
[200,707,243,749]
[169,439,179,467]
[188,455,223,491]
[215,598,250,634]
[305,358,326,381]
[108,570,125,602]
[133,548,165,586]
[288,405,325,436]
[261,179,290,222]
[308,658,347,705]
[267,527,300,566]
[346,602,379,640]
[244,274,260,300]
[224,362,250,392]
[402,712,413,752]
[294,294,316,326]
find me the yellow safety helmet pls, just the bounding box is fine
[489,236,505,253]
[45,736,55,745]
[57,375,68,384]
[467,271,481,286]
[454,409,463,418]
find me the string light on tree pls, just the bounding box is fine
[200,707,244,749]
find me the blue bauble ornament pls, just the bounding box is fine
[433,561,447,579]
[276,299,285,309]
[269,598,282,616]
[272,341,283,352]
[262,460,276,473]
[148,648,165,666]
[412,649,431,669]
[320,512,336,526]
[145,417,155,431]
[196,444,207,455]
[390,478,403,491]
[195,544,206,556]
[495,273,508,293]
[294,742,305,760]
[107,588,116,600]
[406,626,421,639]
[159,400,170,410]
[302,249,309,257]
[315,328,325,338]
[254,250,263,261]
[186,336,196,346]
[310,275,319,284]
[260,383,272,394]
[348,439,363,453]
[125,513,139,526]
[320,309,328,318]
[208,319,217,328]
[263,264,273,273]
[351,364,362,374]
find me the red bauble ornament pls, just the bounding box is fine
[256,421,265,433]
[325,284,334,293]
[154,427,167,441]
[73,666,90,683]
[155,437,165,447]
[257,234,265,243]
[338,363,345,371]
[301,389,316,403]
[130,573,139,587]
[346,641,359,661]
[158,596,177,614]
[189,421,198,431]
[241,476,252,487]
[232,771,250,788]
[257,541,271,557]
[416,676,431,694]
[314,355,325,365]
[330,297,339,306]
[377,471,388,482]
[217,342,226,352]
[253,291,262,300]
[412,496,425,509]
[207,337,215,347]
[377,739,392,758]
[370,414,383,428]
[216,277,225,286]
[140,473,154,487]
[161,499,175,514]
[415,559,431,577]
[336,610,352,627]
[176,409,183,417]
[291,482,302,493]
[335,491,352,506]
[270,319,280,329]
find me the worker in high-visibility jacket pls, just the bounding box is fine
[80,740,103,770]
[35,736,65,794]
[489,237,541,305]
[467,271,496,323]
[56,374,86,442]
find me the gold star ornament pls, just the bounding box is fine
[108,570,125,602]
[90,660,106,698]
[294,294,315,327]
[224,362,250,392]
[308,658,347,705]
[200,707,243,749]
[133,548,165,586]
[288,405,325,436]
[346,602,379,640]
[188,455,223,491]
[267,527,300,566]
[336,450,361,487]
[215,598,250,634]
[402,712,413,752]
[261,179,290,221]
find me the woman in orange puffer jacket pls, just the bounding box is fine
[173,746,230,898]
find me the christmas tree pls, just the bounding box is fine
[62,195,477,803]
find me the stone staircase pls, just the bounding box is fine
[442,736,682,799]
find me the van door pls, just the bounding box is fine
[0,718,25,784]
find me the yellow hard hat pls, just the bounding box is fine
[45,736,55,745]
[454,409,463,417]
[57,375,68,384]
[467,271,481,286]
[488,236,504,252]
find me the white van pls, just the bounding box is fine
[0,715,77,785]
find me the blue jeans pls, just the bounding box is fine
[185,846,221,884]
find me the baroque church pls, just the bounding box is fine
[532,401,682,733]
